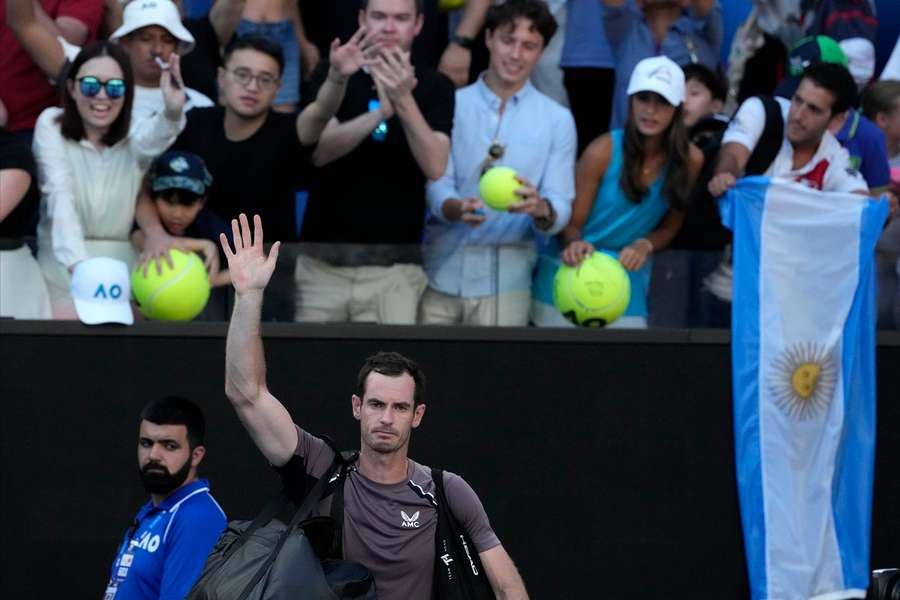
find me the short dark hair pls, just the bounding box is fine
[799,62,857,116]
[355,352,426,407]
[224,35,284,76]
[359,0,424,15]
[152,188,205,206]
[485,0,558,46]
[140,396,206,449]
[682,63,726,103]
[60,41,134,147]
[861,80,900,121]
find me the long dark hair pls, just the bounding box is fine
[59,41,134,147]
[620,100,692,210]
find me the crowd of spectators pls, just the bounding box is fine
[1,0,899,328]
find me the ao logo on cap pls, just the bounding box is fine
[648,66,672,83]
[94,283,124,299]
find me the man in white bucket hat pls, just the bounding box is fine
[110,0,214,120]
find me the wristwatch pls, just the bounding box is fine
[449,33,475,50]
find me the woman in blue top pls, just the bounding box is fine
[532,55,704,328]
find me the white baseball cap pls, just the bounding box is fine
[70,257,134,326]
[626,55,685,106]
[110,0,195,55]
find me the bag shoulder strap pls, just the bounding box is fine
[235,450,346,600]
[744,95,784,176]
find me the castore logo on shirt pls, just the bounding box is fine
[400,510,420,528]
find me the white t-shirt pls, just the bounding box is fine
[132,85,213,122]
[722,96,868,194]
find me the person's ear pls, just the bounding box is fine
[411,403,426,428]
[352,394,362,420]
[190,445,206,467]
[711,98,724,114]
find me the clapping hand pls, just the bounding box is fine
[220,214,281,296]
[370,48,417,103]
[159,52,186,121]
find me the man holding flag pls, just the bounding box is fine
[710,61,891,600]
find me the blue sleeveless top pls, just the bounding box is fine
[532,129,670,317]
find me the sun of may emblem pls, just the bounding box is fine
[768,343,838,419]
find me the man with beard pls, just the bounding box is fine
[103,397,226,600]
[221,214,528,599]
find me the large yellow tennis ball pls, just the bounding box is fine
[131,249,210,321]
[553,252,631,327]
[438,0,465,11]
[478,166,521,211]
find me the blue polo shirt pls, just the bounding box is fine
[834,109,890,193]
[104,479,226,600]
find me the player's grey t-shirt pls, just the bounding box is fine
[291,425,500,600]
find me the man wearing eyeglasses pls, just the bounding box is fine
[420,0,575,326]
[156,31,375,247]
[292,0,455,325]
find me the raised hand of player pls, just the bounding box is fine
[159,52,186,121]
[329,26,379,78]
[220,214,280,296]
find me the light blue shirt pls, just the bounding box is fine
[605,1,722,129]
[424,77,576,298]
[560,0,615,69]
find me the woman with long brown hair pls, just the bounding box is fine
[532,56,704,328]
[33,40,185,318]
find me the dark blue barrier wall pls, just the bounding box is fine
[1,322,898,598]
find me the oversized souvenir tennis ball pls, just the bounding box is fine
[553,252,631,327]
[131,249,210,321]
[438,0,465,11]
[478,166,521,211]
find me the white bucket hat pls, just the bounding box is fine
[626,55,685,106]
[110,0,195,55]
[70,257,134,325]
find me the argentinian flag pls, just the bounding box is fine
[721,177,889,600]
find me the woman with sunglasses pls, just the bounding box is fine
[33,40,186,318]
[531,56,704,328]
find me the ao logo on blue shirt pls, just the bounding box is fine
[94,284,123,299]
[131,531,161,553]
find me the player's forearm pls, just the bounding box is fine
[394,96,448,180]
[296,69,348,145]
[225,290,269,407]
[311,110,384,165]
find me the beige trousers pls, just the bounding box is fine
[294,255,427,324]
[0,246,52,319]
[417,287,531,326]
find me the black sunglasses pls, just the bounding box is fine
[78,76,127,99]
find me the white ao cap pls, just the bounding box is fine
[626,55,685,106]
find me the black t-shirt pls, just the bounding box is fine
[171,107,309,241]
[299,62,454,244]
[181,17,222,102]
[0,128,39,240]
[670,115,731,250]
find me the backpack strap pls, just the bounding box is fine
[744,95,784,176]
